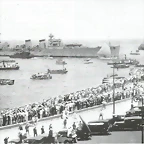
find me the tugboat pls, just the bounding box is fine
[0,60,19,70]
[111,64,129,69]
[56,59,67,65]
[0,79,15,85]
[107,57,139,65]
[49,63,68,74]
[130,50,140,55]
[30,72,52,80]
[9,51,34,59]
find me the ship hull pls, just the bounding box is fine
[50,70,68,74]
[41,47,101,58]
[111,66,129,69]
[30,76,52,80]
[9,55,34,59]
[0,67,19,70]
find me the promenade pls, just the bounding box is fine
[0,98,132,143]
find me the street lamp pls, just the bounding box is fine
[133,94,144,143]
[112,63,115,115]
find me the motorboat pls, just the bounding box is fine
[30,73,52,80]
[0,79,15,85]
[0,60,20,70]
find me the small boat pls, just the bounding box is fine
[56,59,67,65]
[130,50,140,55]
[84,61,93,64]
[111,64,129,69]
[107,59,139,65]
[0,61,20,70]
[0,79,15,85]
[48,68,68,74]
[84,58,91,61]
[135,64,144,67]
[30,73,52,80]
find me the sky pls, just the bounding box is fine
[0,0,144,41]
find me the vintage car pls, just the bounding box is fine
[24,131,74,144]
[111,116,142,131]
[88,119,111,135]
[8,139,21,144]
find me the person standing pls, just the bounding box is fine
[4,137,9,144]
[33,127,38,137]
[41,126,45,134]
[25,123,29,135]
[99,109,104,120]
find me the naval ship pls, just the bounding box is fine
[44,34,101,58]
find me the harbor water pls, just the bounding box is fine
[0,45,144,110]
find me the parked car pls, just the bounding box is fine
[88,119,111,135]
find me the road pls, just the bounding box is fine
[0,98,134,143]
[77,131,142,144]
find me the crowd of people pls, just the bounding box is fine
[0,68,144,128]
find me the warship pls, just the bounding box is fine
[39,34,102,57]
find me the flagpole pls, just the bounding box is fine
[113,62,115,115]
[142,96,144,143]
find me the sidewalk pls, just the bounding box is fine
[0,98,131,143]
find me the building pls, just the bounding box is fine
[25,39,32,49]
[39,39,46,49]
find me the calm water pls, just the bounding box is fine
[0,44,144,110]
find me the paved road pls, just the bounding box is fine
[77,131,142,144]
[0,99,133,143]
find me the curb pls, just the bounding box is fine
[0,98,130,130]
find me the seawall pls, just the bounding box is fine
[0,97,130,131]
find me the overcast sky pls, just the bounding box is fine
[0,0,144,41]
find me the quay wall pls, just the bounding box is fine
[0,97,130,131]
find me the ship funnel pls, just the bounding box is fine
[25,39,32,49]
[39,39,46,49]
